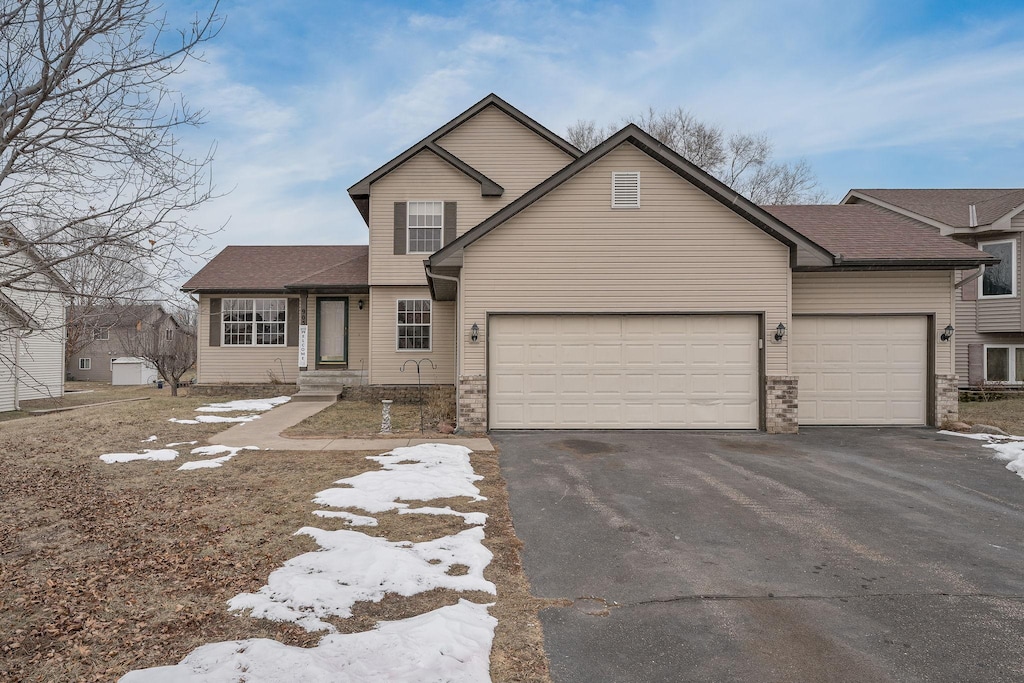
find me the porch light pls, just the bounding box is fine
[358,299,364,310]
[940,324,954,342]
[774,322,787,342]
[471,323,479,342]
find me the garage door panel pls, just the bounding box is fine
[490,314,758,429]
[794,315,926,425]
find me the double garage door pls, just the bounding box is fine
[488,314,929,429]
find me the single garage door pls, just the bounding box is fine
[791,316,928,425]
[489,314,759,429]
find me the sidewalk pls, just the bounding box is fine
[210,399,495,452]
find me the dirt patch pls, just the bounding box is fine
[0,394,551,681]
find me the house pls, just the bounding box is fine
[0,225,70,411]
[184,94,996,432]
[843,189,1024,388]
[67,304,182,383]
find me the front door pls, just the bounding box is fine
[317,298,348,365]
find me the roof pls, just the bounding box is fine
[845,189,1024,229]
[0,222,74,294]
[428,124,836,274]
[347,94,581,224]
[762,205,999,267]
[71,304,167,328]
[0,291,39,329]
[181,246,368,292]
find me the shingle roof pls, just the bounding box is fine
[76,304,166,328]
[850,189,1024,228]
[181,246,368,292]
[763,204,998,265]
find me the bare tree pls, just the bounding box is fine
[0,0,223,313]
[119,303,195,396]
[566,107,829,204]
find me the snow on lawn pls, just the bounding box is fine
[195,396,292,412]
[118,599,495,683]
[100,449,180,464]
[312,510,379,526]
[141,435,157,443]
[229,526,495,632]
[168,414,261,424]
[177,445,260,471]
[315,444,486,514]
[399,506,488,526]
[941,430,1024,480]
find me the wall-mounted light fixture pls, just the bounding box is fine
[940,324,954,342]
[471,323,479,342]
[358,299,364,310]
[774,322,787,342]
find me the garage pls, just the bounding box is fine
[488,314,760,429]
[791,315,928,425]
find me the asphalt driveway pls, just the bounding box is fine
[493,428,1024,682]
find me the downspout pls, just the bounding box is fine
[425,267,461,429]
[954,268,982,290]
[13,331,20,411]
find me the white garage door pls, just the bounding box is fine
[489,314,759,429]
[792,316,927,425]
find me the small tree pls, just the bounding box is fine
[119,304,196,396]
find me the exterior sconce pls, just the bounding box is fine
[358,299,364,310]
[774,322,787,342]
[940,324,954,342]
[471,323,479,342]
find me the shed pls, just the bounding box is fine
[111,357,158,386]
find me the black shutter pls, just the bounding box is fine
[287,298,299,347]
[968,344,983,386]
[443,202,457,246]
[394,202,407,255]
[209,298,221,347]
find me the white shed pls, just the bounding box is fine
[111,357,158,386]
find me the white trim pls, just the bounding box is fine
[395,298,432,351]
[983,344,1024,384]
[79,357,91,370]
[94,328,110,341]
[407,200,444,254]
[978,238,1017,299]
[611,172,640,208]
[221,297,288,347]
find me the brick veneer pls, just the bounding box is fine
[765,375,798,434]
[459,375,487,431]
[934,374,959,425]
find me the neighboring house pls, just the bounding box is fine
[0,225,70,411]
[67,304,182,383]
[843,189,1024,388]
[184,94,995,432]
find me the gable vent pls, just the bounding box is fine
[611,172,640,208]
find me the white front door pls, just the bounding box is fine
[317,299,348,364]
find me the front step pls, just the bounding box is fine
[291,390,342,402]
[293,369,367,402]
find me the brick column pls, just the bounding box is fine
[765,376,798,434]
[459,375,487,431]
[934,374,959,426]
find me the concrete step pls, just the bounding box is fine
[291,390,342,402]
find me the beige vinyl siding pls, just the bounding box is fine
[792,271,954,376]
[369,152,507,285]
[0,326,15,411]
[459,143,792,377]
[436,105,574,202]
[368,286,455,385]
[954,268,1024,383]
[976,235,1022,332]
[7,270,65,401]
[197,294,300,384]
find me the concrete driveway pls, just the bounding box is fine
[493,428,1024,683]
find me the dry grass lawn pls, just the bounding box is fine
[284,399,449,438]
[959,396,1024,435]
[0,393,551,681]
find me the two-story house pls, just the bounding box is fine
[183,94,995,432]
[843,189,1024,388]
[67,304,183,383]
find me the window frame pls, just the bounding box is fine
[79,358,91,370]
[221,298,288,347]
[978,238,1017,299]
[165,329,174,341]
[406,200,444,254]
[983,344,1024,384]
[396,299,432,352]
[93,328,110,341]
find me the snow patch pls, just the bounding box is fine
[118,599,495,683]
[312,510,378,527]
[178,445,259,471]
[314,444,485,514]
[399,506,488,526]
[100,449,179,464]
[169,414,261,424]
[166,441,198,447]
[228,526,495,632]
[941,430,1024,480]
[141,435,157,443]
[196,396,292,413]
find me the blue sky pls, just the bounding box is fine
[170,0,1024,260]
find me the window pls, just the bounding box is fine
[980,239,1016,298]
[222,298,286,346]
[407,201,444,253]
[165,329,174,341]
[397,299,431,350]
[79,358,91,370]
[94,328,110,341]
[611,172,640,208]
[985,345,1024,383]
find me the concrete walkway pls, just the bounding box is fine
[210,399,494,452]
